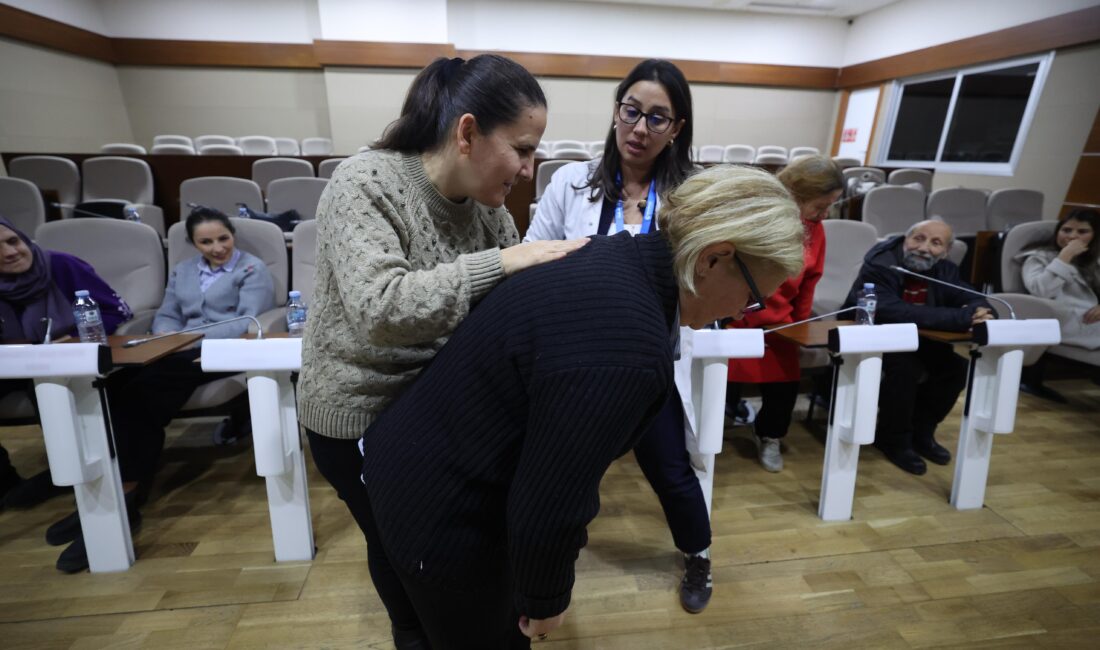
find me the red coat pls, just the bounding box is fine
[727,219,826,383]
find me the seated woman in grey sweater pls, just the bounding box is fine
[48,207,275,574]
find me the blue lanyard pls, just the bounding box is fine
[614,172,657,235]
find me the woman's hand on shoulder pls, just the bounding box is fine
[501,238,589,276]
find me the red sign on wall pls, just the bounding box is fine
[842,128,858,143]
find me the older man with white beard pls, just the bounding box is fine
[844,220,995,475]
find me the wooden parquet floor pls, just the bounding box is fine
[1,378,1098,649]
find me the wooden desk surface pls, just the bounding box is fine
[765,320,856,348]
[917,329,973,344]
[107,333,203,366]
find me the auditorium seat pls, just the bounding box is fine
[757,145,788,157]
[291,219,318,304]
[274,137,301,156]
[301,138,334,155]
[723,145,755,163]
[8,155,80,219]
[551,140,587,156]
[987,188,1044,231]
[0,177,46,236]
[698,145,724,163]
[318,158,346,179]
[252,158,315,194]
[754,152,788,165]
[100,143,146,154]
[862,185,925,238]
[887,168,933,193]
[831,156,861,169]
[842,166,885,188]
[199,144,244,155]
[928,187,988,237]
[82,157,154,205]
[179,177,263,216]
[267,177,328,221]
[150,144,195,155]
[153,135,193,148]
[813,219,879,315]
[789,146,820,159]
[1000,220,1055,293]
[238,136,279,156]
[549,147,590,160]
[535,159,571,200]
[194,135,235,149]
[588,141,605,157]
[35,219,165,335]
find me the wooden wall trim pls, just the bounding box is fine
[113,39,319,69]
[4,4,1099,89]
[830,90,851,157]
[838,5,1100,88]
[456,50,837,88]
[315,41,455,68]
[0,4,115,63]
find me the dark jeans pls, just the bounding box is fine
[633,387,711,555]
[725,381,800,439]
[305,429,424,635]
[108,348,236,486]
[878,341,969,450]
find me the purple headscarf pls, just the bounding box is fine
[0,216,75,342]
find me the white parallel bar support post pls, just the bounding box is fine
[950,319,1060,510]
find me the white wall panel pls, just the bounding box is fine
[318,0,448,42]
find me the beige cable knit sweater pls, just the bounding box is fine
[298,150,519,439]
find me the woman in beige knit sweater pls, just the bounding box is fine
[297,54,585,649]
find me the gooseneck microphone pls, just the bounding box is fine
[122,315,264,348]
[889,265,1016,320]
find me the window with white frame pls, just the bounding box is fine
[878,53,1053,175]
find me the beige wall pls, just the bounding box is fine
[323,68,417,154]
[116,66,332,149]
[0,37,133,154]
[869,43,1100,220]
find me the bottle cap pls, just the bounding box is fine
[289,290,301,299]
[863,283,874,290]
[75,290,90,297]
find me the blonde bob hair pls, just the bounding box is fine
[658,165,804,295]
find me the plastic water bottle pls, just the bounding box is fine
[237,204,251,219]
[72,290,107,344]
[124,206,141,223]
[856,282,877,325]
[286,291,307,338]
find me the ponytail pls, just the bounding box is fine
[375,54,547,153]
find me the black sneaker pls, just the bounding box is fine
[876,444,927,475]
[46,509,81,546]
[680,554,712,614]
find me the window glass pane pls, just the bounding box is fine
[887,77,954,161]
[941,62,1039,163]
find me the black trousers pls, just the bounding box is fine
[877,341,969,450]
[632,386,711,554]
[725,381,801,440]
[306,429,425,635]
[108,348,236,486]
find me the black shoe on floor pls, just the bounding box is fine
[680,553,713,614]
[914,438,951,465]
[2,470,67,509]
[45,509,81,546]
[876,445,927,475]
[56,534,88,573]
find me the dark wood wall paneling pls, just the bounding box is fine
[1061,108,1100,217]
[3,2,1099,88]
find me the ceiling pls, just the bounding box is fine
[550,0,901,18]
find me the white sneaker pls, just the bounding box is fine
[755,433,783,472]
[725,399,757,426]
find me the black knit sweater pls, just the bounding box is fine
[362,231,679,620]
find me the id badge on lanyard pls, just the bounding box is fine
[613,172,657,235]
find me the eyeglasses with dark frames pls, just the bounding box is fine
[616,102,675,134]
[734,254,765,314]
